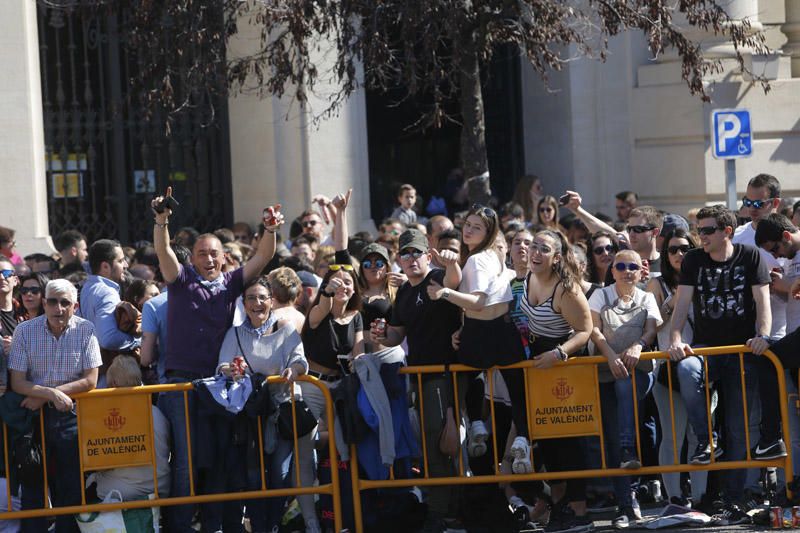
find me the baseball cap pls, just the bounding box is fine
[661,213,690,236]
[398,229,428,253]
[295,270,318,288]
[359,243,391,263]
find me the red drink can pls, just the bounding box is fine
[770,506,783,528]
[792,506,800,528]
[232,356,246,376]
[263,207,277,226]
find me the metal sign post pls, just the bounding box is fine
[711,109,753,210]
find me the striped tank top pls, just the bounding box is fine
[519,274,574,340]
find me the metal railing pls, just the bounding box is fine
[348,346,794,532]
[0,375,343,532]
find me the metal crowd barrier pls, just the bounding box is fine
[0,375,343,533]
[348,346,795,532]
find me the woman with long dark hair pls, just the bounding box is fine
[512,174,544,224]
[428,204,532,474]
[586,231,619,285]
[537,195,560,231]
[519,229,594,531]
[646,229,706,506]
[14,272,48,321]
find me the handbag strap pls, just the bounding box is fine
[234,327,256,376]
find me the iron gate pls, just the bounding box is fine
[37,1,233,244]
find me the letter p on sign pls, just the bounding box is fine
[711,109,752,159]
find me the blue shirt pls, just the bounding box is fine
[79,275,140,352]
[142,291,168,383]
[9,315,102,387]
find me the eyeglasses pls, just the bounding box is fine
[328,264,354,272]
[529,243,554,255]
[593,244,615,255]
[539,207,554,213]
[627,224,656,234]
[245,294,272,303]
[0,269,15,279]
[399,249,424,261]
[668,245,691,255]
[471,203,496,218]
[362,259,386,269]
[45,298,73,308]
[614,262,641,272]
[20,287,42,295]
[302,220,319,228]
[696,225,723,236]
[742,197,774,209]
[0,240,16,248]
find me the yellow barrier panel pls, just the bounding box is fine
[0,375,343,533]
[348,346,795,532]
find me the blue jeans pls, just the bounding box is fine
[677,353,758,501]
[21,408,81,533]
[247,438,293,532]
[599,369,652,506]
[157,377,198,533]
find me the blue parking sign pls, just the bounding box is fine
[711,109,752,159]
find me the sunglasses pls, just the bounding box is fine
[20,287,42,295]
[399,250,424,261]
[529,243,554,255]
[471,203,496,218]
[668,245,691,255]
[696,225,723,236]
[302,220,319,228]
[539,207,554,213]
[614,262,641,272]
[593,244,615,255]
[362,259,386,269]
[0,269,15,279]
[742,197,774,209]
[627,224,656,234]
[45,298,73,308]
[328,264,354,272]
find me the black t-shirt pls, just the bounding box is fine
[679,244,770,346]
[302,312,364,370]
[0,309,17,339]
[390,269,462,366]
[362,296,392,327]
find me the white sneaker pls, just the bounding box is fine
[510,436,532,474]
[467,420,489,457]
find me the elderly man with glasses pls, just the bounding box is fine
[9,278,101,532]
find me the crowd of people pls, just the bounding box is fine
[0,173,799,533]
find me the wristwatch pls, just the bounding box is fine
[441,288,451,299]
[555,345,568,362]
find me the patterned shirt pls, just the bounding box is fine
[9,314,102,387]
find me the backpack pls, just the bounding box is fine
[597,287,650,382]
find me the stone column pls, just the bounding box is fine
[784,0,800,76]
[0,1,53,254]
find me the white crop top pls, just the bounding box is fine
[459,250,512,306]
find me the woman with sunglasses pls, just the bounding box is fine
[645,229,707,506]
[358,242,400,354]
[518,229,594,531]
[537,196,560,231]
[15,272,49,322]
[586,231,618,286]
[428,204,532,474]
[297,190,365,533]
[588,249,662,527]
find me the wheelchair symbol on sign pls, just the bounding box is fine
[738,138,749,154]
